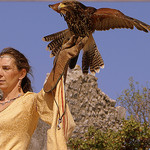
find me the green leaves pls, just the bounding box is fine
[68,117,150,150]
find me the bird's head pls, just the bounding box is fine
[49,2,73,15]
[49,1,87,15]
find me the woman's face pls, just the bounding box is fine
[0,55,22,92]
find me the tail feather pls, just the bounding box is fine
[92,45,104,71]
[83,34,104,74]
[82,51,90,74]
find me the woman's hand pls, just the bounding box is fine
[43,35,88,92]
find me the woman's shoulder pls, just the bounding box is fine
[22,89,45,103]
[21,91,37,104]
[21,91,40,112]
[23,91,36,97]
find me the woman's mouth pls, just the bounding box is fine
[0,80,5,83]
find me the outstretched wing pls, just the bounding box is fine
[43,29,79,70]
[92,8,150,32]
[42,29,69,42]
[42,29,72,57]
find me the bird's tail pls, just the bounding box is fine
[82,34,104,75]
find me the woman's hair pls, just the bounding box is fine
[0,47,33,93]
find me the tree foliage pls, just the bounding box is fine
[117,77,150,124]
[68,117,150,150]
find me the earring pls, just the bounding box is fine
[18,79,22,93]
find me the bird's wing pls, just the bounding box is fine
[83,34,104,75]
[92,8,150,32]
[42,29,70,42]
[47,38,64,57]
[43,29,72,57]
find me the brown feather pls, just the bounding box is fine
[82,51,90,74]
[93,8,150,32]
[83,34,104,74]
[44,29,72,58]
[43,29,70,42]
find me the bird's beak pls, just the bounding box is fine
[58,3,66,10]
[49,3,60,13]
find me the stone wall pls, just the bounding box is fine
[28,66,126,149]
[65,66,126,138]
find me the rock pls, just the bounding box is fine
[116,106,126,120]
[65,65,126,138]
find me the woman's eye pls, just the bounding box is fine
[3,66,10,70]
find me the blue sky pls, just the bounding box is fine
[0,1,150,100]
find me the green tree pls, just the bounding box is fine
[68,117,150,150]
[117,77,150,124]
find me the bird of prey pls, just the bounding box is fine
[43,1,150,75]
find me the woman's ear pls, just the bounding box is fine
[19,69,27,80]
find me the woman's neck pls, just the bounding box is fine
[2,88,24,102]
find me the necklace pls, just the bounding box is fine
[0,94,21,106]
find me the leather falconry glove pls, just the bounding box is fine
[43,35,88,93]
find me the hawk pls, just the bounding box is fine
[43,1,150,75]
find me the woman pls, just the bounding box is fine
[0,36,88,150]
